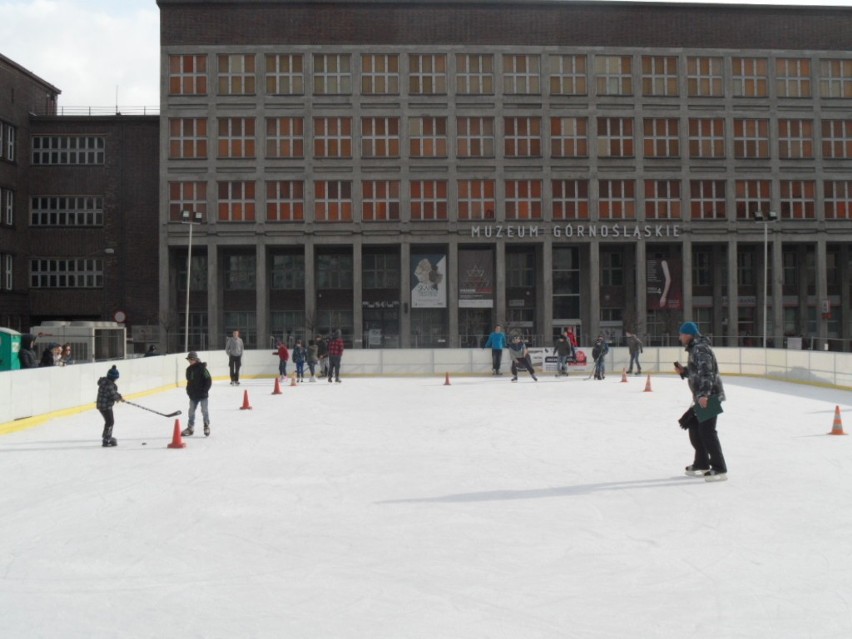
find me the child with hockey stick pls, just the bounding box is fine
[591,335,609,380]
[182,351,212,437]
[96,365,124,447]
[507,334,538,382]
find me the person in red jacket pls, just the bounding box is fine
[326,329,345,383]
[273,340,290,381]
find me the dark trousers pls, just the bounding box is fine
[229,355,242,382]
[628,352,641,373]
[680,407,727,473]
[511,356,535,377]
[328,355,342,380]
[99,408,114,439]
[491,349,503,373]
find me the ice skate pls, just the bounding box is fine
[204,422,210,437]
[182,426,194,436]
[704,470,728,482]
[102,437,117,447]
[684,465,709,477]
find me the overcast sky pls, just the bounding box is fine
[1,0,851,108]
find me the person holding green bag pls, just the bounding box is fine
[674,321,728,482]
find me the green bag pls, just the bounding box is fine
[693,395,724,423]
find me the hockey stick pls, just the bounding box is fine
[123,400,182,418]
[585,355,604,380]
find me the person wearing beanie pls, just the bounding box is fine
[96,365,124,447]
[674,322,728,482]
[183,351,212,437]
[326,330,345,383]
[591,335,609,380]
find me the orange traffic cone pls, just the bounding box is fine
[272,377,282,395]
[290,374,297,387]
[828,405,846,435]
[444,372,451,386]
[643,374,653,392]
[240,390,253,410]
[167,419,186,449]
[620,368,628,383]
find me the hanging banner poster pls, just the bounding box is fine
[646,255,683,311]
[411,254,447,308]
[458,250,494,308]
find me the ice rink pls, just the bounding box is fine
[2,370,852,639]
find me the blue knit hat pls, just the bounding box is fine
[106,365,120,380]
[678,322,701,336]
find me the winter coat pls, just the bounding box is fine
[591,340,609,362]
[507,341,528,362]
[316,339,328,358]
[96,377,123,410]
[292,345,307,364]
[18,334,38,369]
[681,336,725,402]
[185,360,212,401]
[327,337,345,357]
[483,331,507,350]
[225,336,244,357]
[275,345,290,362]
[627,335,643,355]
[39,345,57,367]
[308,344,319,364]
[553,339,574,358]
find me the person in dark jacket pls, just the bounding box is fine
[674,321,728,482]
[553,335,575,376]
[316,335,328,377]
[326,330,345,383]
[143,345,158,357]
[292,339,307,382]
[508,334,538,382]
[591,336,609,380]
[183,351,212,437]
[626,331,643,375]
[18,334,38,369]
[483,324,507,375]
[39,342,59,367]
[96,365,123,447]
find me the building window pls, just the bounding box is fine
[597,117,634,157]
[266,180,304,222]
[733,119,770,159]
[313,117,352,158]
[737,251,755,288]
[217,54,255,95]
[363,253,400,289]
[595,55,632,96]
[819,59,852,98]
[361,117,400,158]
[456,54,494,95]
[505,179,542,220]
[313,54,352,95]
[224,254,256,290]
[553,246,580,320]
[30,196,103,226]
[735,180,771,220]
[169,54,207,95]
[506,250,536,288]
[688,118,725,158]
[689,180,726,220]
[641,56,678,96]
[314,180,352,222]
[2,253,12,291]
[503,54,540,94]
[168,118,208,159]
[687,56,723,97]
[732,57,768,97]
[2,188,14,225]
[601,250,624,286]
[317,253,354,289]
[30,258,104,288]
[552,180,590,220]
[265,54,304,95]
[32,136,104,165]
[266,117,304,158]
[693,250,713,288]
[457,179,495,221]
[168,181,208,223]
[362,180,400,221]
[551,117,588,158]
[643,118,679,158]
[824,180,852,219]
[409,116,447,158]
[1,122,16,162]
[0,122,4,160]
[778,119,814,159]
[223,311,256,348]
[361,54,399,95]
[410,180,448,221]
[217,181,256,222]
[457,116,494,158]
[779,180,816,219]
[177,255,208,293]
[821,119,852,159]
[218,117,256,158]
[598,179,635,219]
[409,54,447,95]
[644,180,681,220]
[504,117,541,157]
[776,58,812,98]
[270,254,305,290]
[548,55,587,96]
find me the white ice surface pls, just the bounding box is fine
[2,373,852,639]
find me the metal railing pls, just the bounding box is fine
[32,106,160,117]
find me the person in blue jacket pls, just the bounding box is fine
[483,324,507,375]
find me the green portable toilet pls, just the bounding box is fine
[0,328,22,372]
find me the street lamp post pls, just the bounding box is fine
[754,211,778,349]
[181,210,204,353]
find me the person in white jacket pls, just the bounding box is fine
[225,330,245,385]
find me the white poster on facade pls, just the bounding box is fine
[411,254,447,308]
